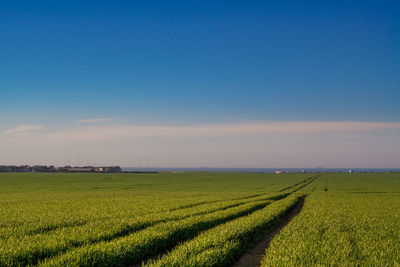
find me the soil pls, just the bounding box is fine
[231,197,305,267]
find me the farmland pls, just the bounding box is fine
[0,172,399,266]
[262,173,400,266]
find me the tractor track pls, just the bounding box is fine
[231,197,305,267]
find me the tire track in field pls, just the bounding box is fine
[78,178,315,266]
[44,201,273,267]
[26,220,88,235]
[136,188,308,266]
[131,193,295,267]
[289,175,320,193]
[95,193,290,243]
[39,188,304,266]
[169,193,267,212]
[23,183,309,265]
[131,203,273,267]
[279,175,319,192]
[231,175,320,267]
[11,193,279,240]
[22,196,283,266]
[231,196,305,267]
[2,194,268,237]
[5,183,294,237]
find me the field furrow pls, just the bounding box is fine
[146,193,305,267]
[36,199,273,266]
[278,175,318,192]
[0,193,286,266]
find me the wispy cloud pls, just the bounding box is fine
[76,118,117,124]
[43,121,400,142]
[4,125,44,135]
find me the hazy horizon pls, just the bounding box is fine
[1,121,399,168]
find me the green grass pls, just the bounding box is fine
[0,172,399,266]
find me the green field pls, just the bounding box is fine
[0,172,399,266]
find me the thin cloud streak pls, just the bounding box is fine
[76,118,118,124]
[42,121,400,142]
[4,125,44,135]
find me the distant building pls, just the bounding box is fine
[275,170,285,174]
[0,165,120,173]
[101,166,121,173]
[59,167,95,173]
[58,166,121,173]
[33,165,56,172]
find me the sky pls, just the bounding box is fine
[1,1,399,168]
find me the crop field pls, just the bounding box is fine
[262,173,400,266]
[0,172,399,266]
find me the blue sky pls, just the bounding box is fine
[1,1,399,167]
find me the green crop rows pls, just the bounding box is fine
[0,172,399,266]
[262,173,400,266]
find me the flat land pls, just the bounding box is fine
[0,172,399,266]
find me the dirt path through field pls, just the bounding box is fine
[231,197,305,267]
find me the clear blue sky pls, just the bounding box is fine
[1,1,399,167]
[1,0,399,123]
